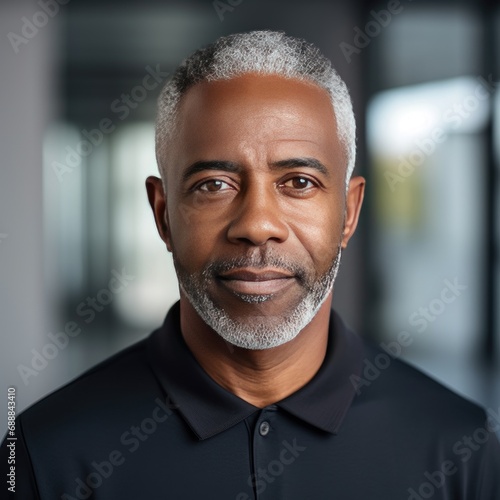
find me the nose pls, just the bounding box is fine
[226,184,289,246]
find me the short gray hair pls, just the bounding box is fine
[155,30,356,186]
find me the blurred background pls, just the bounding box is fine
[1,0,499,435]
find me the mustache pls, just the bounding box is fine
[202,249,308,282]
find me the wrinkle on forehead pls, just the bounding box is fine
[165,74,345,183]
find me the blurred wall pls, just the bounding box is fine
[0,0,498,438]
[0,0,61,433]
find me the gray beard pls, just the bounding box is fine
[175,246,342,350]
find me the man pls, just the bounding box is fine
[2,30,499,499]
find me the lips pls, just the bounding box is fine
[217,268,296,296]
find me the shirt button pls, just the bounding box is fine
[259,421,270,436]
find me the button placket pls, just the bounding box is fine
[250,407,282,498]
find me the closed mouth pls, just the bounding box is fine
[217,268,296,296]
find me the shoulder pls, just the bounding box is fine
[18,335,162,443]
[351,339,495,438]
[344,339,500,496]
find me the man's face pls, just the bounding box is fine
[150,74,363,349]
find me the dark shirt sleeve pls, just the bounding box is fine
[476,427,500,499]
[1,416,40,500]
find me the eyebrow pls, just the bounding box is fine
[181,157,329,183]
[270,157,329,176]
[182,161,240,182]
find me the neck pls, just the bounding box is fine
[179,295,332,408]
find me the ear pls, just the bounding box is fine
[146,176,172,251]
[341,176,365,249]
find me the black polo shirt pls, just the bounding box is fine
[2,303,500,499]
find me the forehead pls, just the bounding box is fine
[166,74,343,177]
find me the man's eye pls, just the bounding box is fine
[282,177,315,190]
[197,180,232,192]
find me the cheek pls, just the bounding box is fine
[288,200,345,269]
[168,202,224,267]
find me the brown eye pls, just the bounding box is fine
[284,177,314,189]
[198,180,230,192]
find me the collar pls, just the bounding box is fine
[147,302,363,440]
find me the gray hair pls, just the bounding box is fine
[155,30,356,187]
